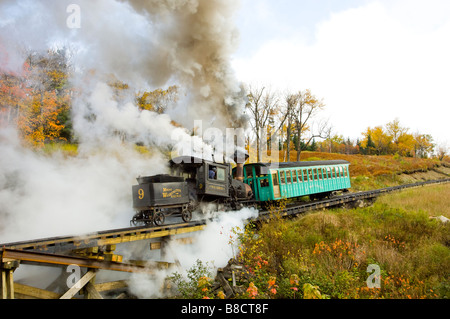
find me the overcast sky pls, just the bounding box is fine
[231,0,450,147]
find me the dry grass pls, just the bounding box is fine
[377,184,450,218]
[292,151,440,177]
[238,181,450,299]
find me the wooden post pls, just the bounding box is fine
[1,259,19,299]
[1,270,7,299]
[60,269,98,299]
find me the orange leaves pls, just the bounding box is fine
[267,276,278,295]
[17,91,68,148]
[1,51,71,148]
[246,282,258,299]
[383,234,406,250]
[312,239,363,271]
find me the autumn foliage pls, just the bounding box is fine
[0,49,71,148]
[232,186,449,299]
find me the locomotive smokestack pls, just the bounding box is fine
[233,149,249,182]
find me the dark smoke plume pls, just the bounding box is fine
[123,0,248,129]
[0,0,247,130]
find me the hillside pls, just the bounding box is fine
[41,143,449,191]
[169,151,449,300]
[182,183,449,300]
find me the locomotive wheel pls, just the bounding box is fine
[153,211,165,226]
[181,209,192,222]
[144,219,153,226]
[131,216,139,227]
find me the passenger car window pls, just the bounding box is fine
[280,171,286,184]
[272,173,279,186]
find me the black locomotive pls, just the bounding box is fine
[131,152,252,226]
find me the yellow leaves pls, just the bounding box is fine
[1,52,71,148]
[216,291,226,299]
[303,283,329,299]
[361,119,431,157]
[136,85,178,113]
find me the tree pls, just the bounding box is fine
[245,85,279,162]
[1,48,73,146]
[281,92,298,161]
[386,119,415,156]
[0,71,32,124]
[396,132,416,157]
[290,89,329,161]
[17,91,69,147]
[360,120,435,158]
[361,126,391,155]
[386,119,407,146]
[413,133,434,158]
[136,85,178,114]
[435,143,448,161]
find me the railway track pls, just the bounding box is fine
[1,177,448,299]
[257,177,450,221]
[1,178,449,254]
[1,221,207,254]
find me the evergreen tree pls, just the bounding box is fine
[366,134,376,155]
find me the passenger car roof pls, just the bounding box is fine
[245,160,350,169]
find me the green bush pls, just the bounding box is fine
[234,194,449,299]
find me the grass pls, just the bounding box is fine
[232,184,450,299]
[377,184,450,218]
[41,143,78,157]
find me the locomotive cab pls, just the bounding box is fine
[170,156,230,199]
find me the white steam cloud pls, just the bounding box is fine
[0,0,247,239]
[0,0,252,298]
[0,127,168,242]
[127,207,259,299]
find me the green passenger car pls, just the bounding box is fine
[234,160,351,201]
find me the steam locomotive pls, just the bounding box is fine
[131,151,351,226]
[131,151,252,226]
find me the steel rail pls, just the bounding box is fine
[1,178,449,254]
[256,177,450,220]
[1,221,207,253]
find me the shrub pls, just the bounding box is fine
[233,188,449,299]
[168,260,215,299]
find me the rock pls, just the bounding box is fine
[430,215,449,223]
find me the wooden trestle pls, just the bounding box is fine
[0,222,206,299]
